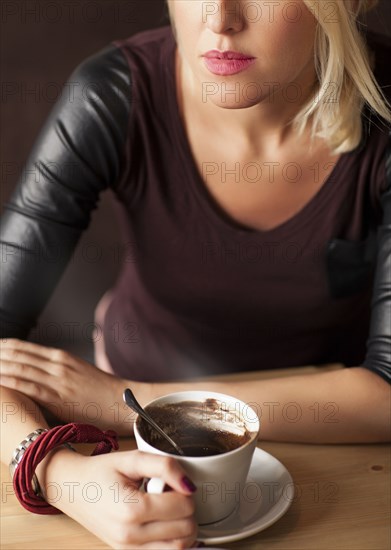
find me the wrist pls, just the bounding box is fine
[35,445,81,489]
[39,447,87,515]
[12,423,118,514]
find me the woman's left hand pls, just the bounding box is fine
[0,338,138,433]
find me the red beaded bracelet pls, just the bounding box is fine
[12,423,119,514]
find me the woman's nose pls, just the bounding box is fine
[204,0,245,34]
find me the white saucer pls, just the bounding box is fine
[197,447,294,544]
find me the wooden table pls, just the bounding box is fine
[1,367,390,549]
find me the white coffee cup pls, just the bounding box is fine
[134,390,260,525]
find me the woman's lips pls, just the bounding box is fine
[203,50,256,76]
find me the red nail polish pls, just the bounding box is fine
[181,475,197,492]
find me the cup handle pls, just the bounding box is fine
[145,477,166,494]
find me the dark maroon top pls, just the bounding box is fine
[104,27,391,381]
[1,26,390,382]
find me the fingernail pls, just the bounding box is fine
[181,475,197,492]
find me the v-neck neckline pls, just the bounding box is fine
[163,30,362,240]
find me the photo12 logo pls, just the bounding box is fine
[202,1,312,24]
[200,478,339,505]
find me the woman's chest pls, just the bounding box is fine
[188,135,341,232]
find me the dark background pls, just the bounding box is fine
[1,0,390,361]
[1,0,169,360]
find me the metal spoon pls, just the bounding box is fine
[123,388,185,456]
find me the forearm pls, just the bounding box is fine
[145,367,391,443]
[0,386,50,464]
[0,386,74,487]
[0,338,144,437]
[3,342,389,444]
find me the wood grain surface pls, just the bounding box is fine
[1,366,390,549]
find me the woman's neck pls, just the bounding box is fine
[176,48,319,156]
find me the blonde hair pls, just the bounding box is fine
[167,0,391,154]
[296,0,391,154]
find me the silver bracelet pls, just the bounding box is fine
[9,428,75,497]
[9,429,48,495]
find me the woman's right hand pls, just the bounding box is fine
[41,449,198,549]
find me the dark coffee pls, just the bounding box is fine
[179,444,227,457]
[137,400,251,457]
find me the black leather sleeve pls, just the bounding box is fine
[0,45,131,338]
[362,131,391,383]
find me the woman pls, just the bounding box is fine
[1,0,390,547]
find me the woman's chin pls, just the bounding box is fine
[206,96,263,110]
